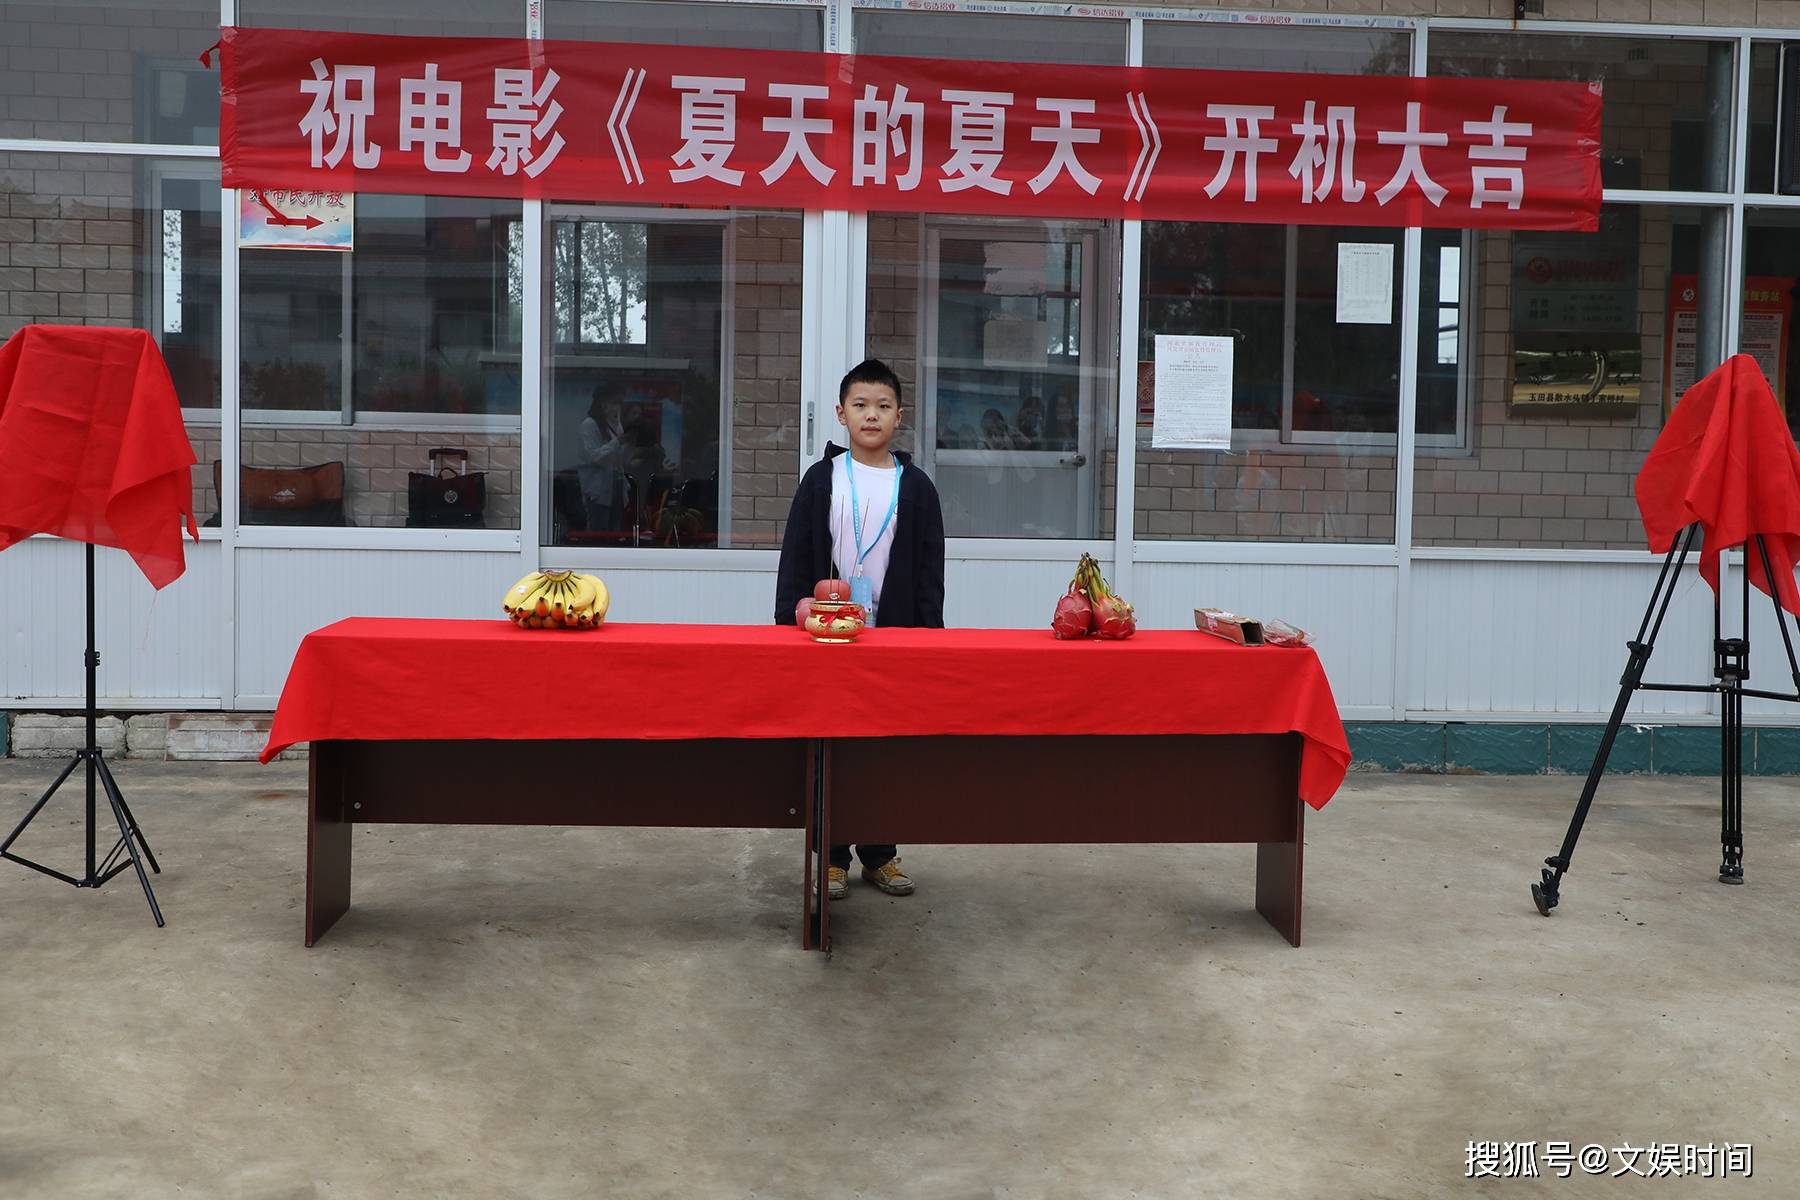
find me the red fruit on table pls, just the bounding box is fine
[1051,582,1093,639]
[796,597,814,624]
[814,578,850,601]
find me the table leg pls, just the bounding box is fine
[305,742,351,947]
[1254,794,1304,947]
[802,739,817,951]
[818,740,832,953]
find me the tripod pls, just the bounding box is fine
[1,543,164,925]
[1532,522,1800,916]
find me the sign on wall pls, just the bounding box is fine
[1509,207,1642,413]
[221,27,1603,231]
[1664,276,1792,414]
[238,186,353,250]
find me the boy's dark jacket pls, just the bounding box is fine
[775,443,946,628]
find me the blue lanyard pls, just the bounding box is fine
[846,453,900,577]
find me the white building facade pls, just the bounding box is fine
[4,0,1800,752]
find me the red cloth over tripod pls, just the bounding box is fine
[0,325,198,589]
[1637,353,1800,616]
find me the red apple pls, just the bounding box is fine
[814,577,850,602]
[795,597,814,624]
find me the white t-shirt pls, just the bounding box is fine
[829,453,900,625]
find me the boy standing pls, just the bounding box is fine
[775,359,946,901]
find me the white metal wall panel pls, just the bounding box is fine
[942,555,1115,631]
[1408,559,1716,718]
[1740,562,1800,721]
[0,537,222,707]
[235,548,528,704]
[1134,561,1396,714]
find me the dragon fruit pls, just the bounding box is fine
[1051,579,1093,639]
[1078,553,1137,640]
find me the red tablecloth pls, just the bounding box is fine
[262,620,1351,809]
[0,325,198,589]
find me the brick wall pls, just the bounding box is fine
[1413,215,1670,549]
[0,149,221,507]
[0,2,218,143]
[866,213,923,459]
[188,427,523,529]
[729,213,803,550]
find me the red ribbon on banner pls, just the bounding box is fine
[221,26,1602,231]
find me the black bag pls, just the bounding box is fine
[406,448,487,528]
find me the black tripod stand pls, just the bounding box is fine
[1533,522,1800,916]
[1,542,164,925]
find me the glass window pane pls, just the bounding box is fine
[238,0,522,36]
[545,209,802,551]
[1413,204,1720,551]
[552,1,822,52]
[1428,33,1736,193]
[0,0,220,144]
[852,11,1125,66]
[1749,41,1781,195]
[1133,221,1399,544]
[1143,21,1409,75]
[868,215,1120,539]
[1740,211,1800,437]
[238,194,524,528]
[0,151,220,515]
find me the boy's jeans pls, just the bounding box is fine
[829,844,897,872]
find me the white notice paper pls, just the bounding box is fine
[1336,242,1394,325]
[1152,335,1233,450]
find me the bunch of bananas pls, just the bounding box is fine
[503,570,610,630]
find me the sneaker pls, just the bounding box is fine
[815,866,847,901]
[861,859,914,896]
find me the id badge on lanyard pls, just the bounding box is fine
[848,454,899,623]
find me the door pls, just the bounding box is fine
[919,222,1101,539]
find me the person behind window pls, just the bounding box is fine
[979,407,1027,451]
[1015,394,1045,448]
[1048,391,1079,452]
[578,382,630,534]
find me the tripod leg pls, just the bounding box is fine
[1533,524,1699,916]
[95,755,160,874]
[1720,685,1744,884]
[0,753,82,854]
[98,763,164,927]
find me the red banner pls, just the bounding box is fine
[221,26,1602,231]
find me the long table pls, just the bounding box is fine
[263,620,1349,949]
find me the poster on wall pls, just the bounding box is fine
[1336,243,1394,325]
[1150,335,1233,450]
[1663,275,1792,414]
[1508,206,1642,413]
[238,187,353,250]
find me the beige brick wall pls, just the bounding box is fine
[190,428,523,529]
[0,2,218,143]
[1128,449,1399,543]
[0,149,223,508]
[729,213,803,550]
[866,213,923,460]
[1415,215,1670,549]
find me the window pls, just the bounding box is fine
[543,209,803,551]
[1413,205,1718,550]
[0,0,221,145]
[552,220,649,349]
[237,195,524,528]
[1429,33,1736,193]
[0,151,221,514]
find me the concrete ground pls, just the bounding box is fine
[0,760,1795,1200]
